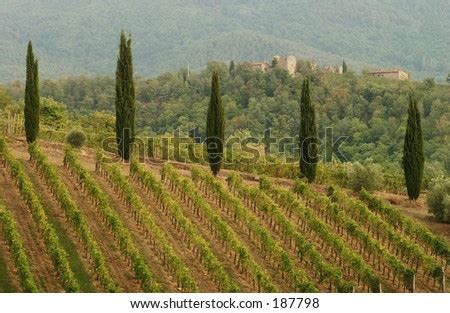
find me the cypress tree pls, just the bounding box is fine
[403,96,424,200]
[342,60,347,73]
[24,41,40,143]
[229,60,235,77]
[115,32,135,161]
[206,71,225,176]
[299,78,318,182]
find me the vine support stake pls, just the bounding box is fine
[412,274,416,293]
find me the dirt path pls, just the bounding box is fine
[0,166,63,292]
[377,191,450,242]
[0,228,22,292]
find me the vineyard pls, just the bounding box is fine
[0,137,449,293]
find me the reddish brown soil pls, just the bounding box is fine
[19,159,100,292]
[55,165,143,292]
[143,171,258,292]
[376,191,450,242]
[3,137,449,293]
[12,139,144,292]
[92,172,182,292]
[0,166,63,292]
[0,229,22,292]
[123,168,222,292]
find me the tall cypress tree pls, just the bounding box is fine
[342,60,347,73]
[24,41,40,143]
[206,71,225,176]
[403,96,424,200]
[229,60,235,77]
[299,78,318,182]
[115,32,135,161]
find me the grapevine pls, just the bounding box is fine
[64,147,161,292]
[96,154,198,292]
[130,160,240,292]
[28,144,118,292]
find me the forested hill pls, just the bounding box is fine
[1,0,449,81]
[1,62,449,177]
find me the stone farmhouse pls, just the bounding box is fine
[247,55,297,76]
[368,69,409,80]
[249,61,271,72]
[273,55,297,76]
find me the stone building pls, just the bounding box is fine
[368,69,409,80]
[246,55,297,76]
[249,61,271,72]
[273,55,297,76]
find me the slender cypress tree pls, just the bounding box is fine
[342,60,347,73]
[403,96,424,200]
[115,32,135,161]
[229,60,235,77]
[206,71,225,176]
[299,78,318,182]
[24,41,40,143]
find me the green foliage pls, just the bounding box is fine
[66,129,86,148]
[0,197,39,292]
[2,1,449,81]
[329,186,443,287]
[348,162,383,192]
[299,78,318,182]
[0,139,79,292]
[403,96,424,200]
[2,62,449,180]
[115,32,135,161]
[263,177,382,292]
[28,144,118,292]
[252,176,354,292]
[64,147,160,292]
[96,155,198,292]
[161,163,277,292]
[342,60,347,74]
[130,161,239,292]
[40,97,68,131]
[360,190,450,264]
[191,167,317,292]
[0,88,15,110]
[76,111,115,146]
[427,178,450,223]
[229,60,235,77]
[24,42,40,143]
[206,71,225,176]
[423,77,436,90]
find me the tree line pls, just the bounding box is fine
[22,33,425,200]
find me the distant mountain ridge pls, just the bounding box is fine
[0,0,449,81]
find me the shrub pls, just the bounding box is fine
[348,162,383,192]
[66,129,86,148]
[427,178,450,223]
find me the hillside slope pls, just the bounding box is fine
[0,0,449,81]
